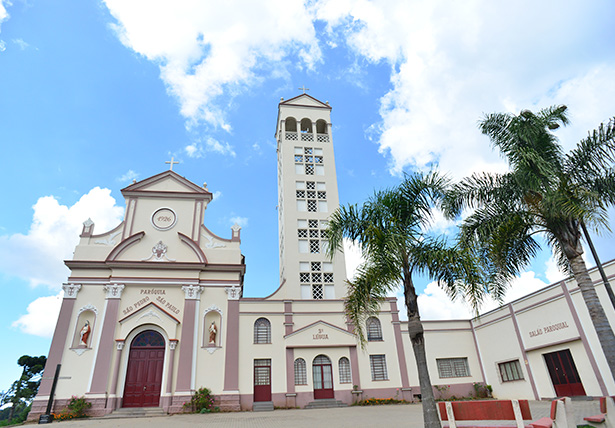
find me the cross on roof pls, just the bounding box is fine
[298,85,310,94]
[165,156,179,171]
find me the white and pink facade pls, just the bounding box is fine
[30,94,615,418]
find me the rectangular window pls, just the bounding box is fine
[370,355,388,381]
[499,360,524,382]
[437,358,470,378]
[312,284,323,300]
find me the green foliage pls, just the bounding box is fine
[434,384,450,400]
[472,382,492,398]
[52,396,92,421]
[355,397,408,406]
[0,355,46,423]
[182,387,219,413]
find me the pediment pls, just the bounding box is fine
[285,320,356,347]
[121,171,212,200]
[280,94,331,109]
[119,301,180,324]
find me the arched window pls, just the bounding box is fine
[294,358,307,385]
[254,318,271,344]
[316,119,327,134]
[367,317,382,341]
[339,357,351,383]
[300,118,313,133]
[285,117,297,132]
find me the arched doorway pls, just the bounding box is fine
[312,355,334,399]
[123,330,165,407]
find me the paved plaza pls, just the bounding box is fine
[43,400,601,428]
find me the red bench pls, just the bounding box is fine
[438,399,534,427]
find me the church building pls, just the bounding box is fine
[30,94,615,418]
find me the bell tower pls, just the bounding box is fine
[275,94,347,299]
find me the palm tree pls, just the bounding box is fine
[326,172,484,428]
[444,105,615,379]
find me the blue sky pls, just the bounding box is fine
[1,0,614,392]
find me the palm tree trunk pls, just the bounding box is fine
[404,272,441,428]
[569,253,615,380]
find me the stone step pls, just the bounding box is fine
[103,407,167,419]
[252,401,274,412]
[305,399,348,409]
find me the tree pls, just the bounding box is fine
[444,105,615,379]
[1,355,46,423]
[326,172,484,428]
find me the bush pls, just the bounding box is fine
[356,397,408,406]
[473,383,493,399]
[183,387,219,413]
[52,396,91,421]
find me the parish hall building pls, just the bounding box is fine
[30,94,615,418]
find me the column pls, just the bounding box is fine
[166,340,178,394]
[38,284,81,396]
[390,300,410,388]
[176,285,203,392]
[223,285,240,391]
[108,340,125,410]
[88,284,125,394]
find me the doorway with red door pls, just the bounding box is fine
[123,330,166,408]
[312,355,334,399]
[543,348,586,397]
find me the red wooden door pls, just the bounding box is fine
[254,359,272,402]
[313,355,334,399]
[544,349,586,397]
[123,331,165,408]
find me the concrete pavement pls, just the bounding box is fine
[41,400,601,428]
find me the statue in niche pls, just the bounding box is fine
[80,320,91,346]
[208,321,217,345]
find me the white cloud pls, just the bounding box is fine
[230,216,248,227]
[0,187,124,289]
[417,270,551,320]
[210,190,222,202]
[104,0,322,130]
[185,138,235,158]
[118,169,139,182]
[12,38,28,50]
[13,293,62,338]
[0,40,5,52]
[545,256,566,284]
[314,0,614,179]
[343,238,363,281]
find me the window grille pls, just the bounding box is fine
[317,191,326,199]
[314,156,323,163]
[301,133,313,141]
[317,134,329,143]
[297,229,308,238]
[305,165,314,175]
[294,358,307,385]
[370,355,388,381]
[323,273,333,283]
[310,240,319,253]
[254,359,271,385]
[296,190,305,198]
[307,190,316,198]
[312,284,323,300]
[367,317,383,341]
[436,358,470,378]
[311,262,321,271]
[311,273,322,282]
[304,147,313,155]
[307,200,317,212]
[286,132,298,140]
[339,357,351,383]
[499,360,523,382]
[294,155,303,162]
[254,318,271,344]
[299,272,310,283]
[309,219,318,227]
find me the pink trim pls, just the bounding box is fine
[560,281,608,395]
[524,336,582,352]
[89,299,121,394]
[470,320,487,383]
[105,232,145,262]
[177,232,207,264]
[349,346,361,389]
[192,202,199,242]
[38,298,75,395]
[176,299,196,392]
[284,320,355,338]
[66,260,245,273]
[389,300,410,388]
[122,199,131,240]
[508,304,539,400]
[90,222,123,240]
[118,301,181,324]
[201,225,235,243]
[166,343,177,394]
[223,300,240,390]
[286,348,295,394]
[121,170,213,197]
[284,301,293,335]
